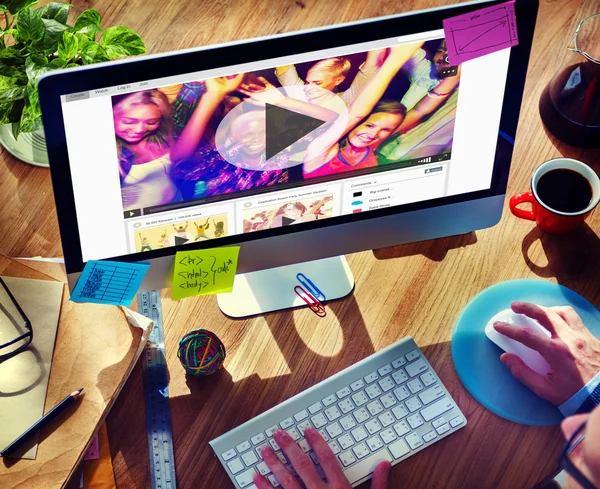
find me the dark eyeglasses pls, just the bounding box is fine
[0,277,32,362]
[560,421,597,489]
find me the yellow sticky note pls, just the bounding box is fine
[172,247,240,300]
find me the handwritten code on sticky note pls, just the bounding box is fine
[70,260,150,306]
[443,0,518,65]
[172,247,240,300]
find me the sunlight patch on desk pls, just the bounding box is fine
[293,308,343,357]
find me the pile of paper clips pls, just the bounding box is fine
[294,273,326,317]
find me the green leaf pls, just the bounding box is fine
[11,120,20,139]
[5,0,38,15]
[15,7,45,43]
[80,42,108,64]
[100,26,145,59]
[24,54,48,83]
[0,84,25,102]
[75,23,102,41]
[73,9,101,31]
[38,18,69,52]
[58,30,76,62]
[0,62,27,82]
[0,46,25,64]
[35,2,69,24]
[0,99,24,124]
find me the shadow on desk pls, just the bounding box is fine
[372,232,478,262]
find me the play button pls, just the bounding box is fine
[215,85,348,171]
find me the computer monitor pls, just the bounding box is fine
[39,0,538,316]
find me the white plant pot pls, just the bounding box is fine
[0,124,49,167]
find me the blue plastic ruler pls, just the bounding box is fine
[138,290,177,489]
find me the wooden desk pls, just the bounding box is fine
[2,0,600,488]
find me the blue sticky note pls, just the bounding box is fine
[70,260,150,306]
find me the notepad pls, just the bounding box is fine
[70,261,150,306]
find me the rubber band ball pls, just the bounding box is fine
[177,329,226,376]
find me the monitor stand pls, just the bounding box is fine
[217,256,355,318]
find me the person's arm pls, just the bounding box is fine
[170,74,244,163]
[341,48,387,105]
[395,66,461,134]
[274,65,304,87]
[493,302,600,409]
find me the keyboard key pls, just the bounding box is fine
[268,474,280,487]
[350,379,365,391]
[222,448,236,461]
[242,450,258,466]
[450,416,464,428]
[286,427,301,441]
[322,394,337,406]
[405,432,424,450]
[326,421,343,438]
[256,443,268,460]
[420,371,436,386]
[237,441,252,453]
[340,415,357,431]
[338,398,355,414]
[436,423,451,435]
[392,369,408,385]
[367,435,384,451]
[364,371,379,384]
[352,391,369,407]
[257,461,272,475]
[351,426,368,442]
[405,358,427,377]
[250,433,267,445]
[378,411,395,427]
[280,417,294,430]
[379,428,397,444]
[407,378,424,394]
[297,420,312,435]
[393,386,410,401]
[419,384,444,405]
[308,402,322,414]
[298,439,311,453]
[276,452,287,464]
[336,386,352,399]
[338,433,355,450]
[388,439,410,459]
[406,350,419,362]
[392,404,408,420]
[378,376,395,392]
[393,420,410,437]
[311,413,328,429]
[407,413,424,429]
[421,397,453,421]
[378,364,393,376]
[405,397,423,412]
[365,384,382,399]
[235,468,256,487]
[265,426,278,438]
[423,431,437,442]
[392,357,407,369]
[380,393,397,409]
[338,450,357,468]
[325,406,342,421]
[344,450,394,484]
[318,429,329,441]
[328,440,341,454]
[366,400,384,416]
[294,410,309,422]
[269,438,281,451]
[353,442,370,459]
[432,417,446,429]
[227,457,245,474]
[365,419,382,434]
[353,407,370,424]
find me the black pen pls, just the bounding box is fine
[0,388,84,458]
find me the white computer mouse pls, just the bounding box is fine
[485,309,552,375]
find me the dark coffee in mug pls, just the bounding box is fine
[536,168,593,213]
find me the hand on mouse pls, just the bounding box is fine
[253,427,391,489]
[493,301,600,405]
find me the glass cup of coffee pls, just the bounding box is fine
[509,157,600,234]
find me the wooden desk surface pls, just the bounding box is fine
[2,0,600,488]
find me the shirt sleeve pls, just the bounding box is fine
[340,62,377,106]
[275,65,304,87]
[559,371,600,416]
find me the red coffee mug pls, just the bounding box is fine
[509,158,600,234]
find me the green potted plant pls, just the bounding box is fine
[0,1,145,166]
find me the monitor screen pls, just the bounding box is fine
[59,28,510,263]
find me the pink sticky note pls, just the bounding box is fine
[84,434,100,460]
[443,0,518,65]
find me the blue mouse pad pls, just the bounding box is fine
[451,279,600,426]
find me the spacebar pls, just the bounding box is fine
[343,449,394,485]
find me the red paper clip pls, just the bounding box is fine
[294,285,326,317]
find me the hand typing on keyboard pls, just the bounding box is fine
[253,427,391,489]
[493,302,600,405]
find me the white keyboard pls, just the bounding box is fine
[210,337,466,488]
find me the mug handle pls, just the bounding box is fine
[509,192,536,221]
